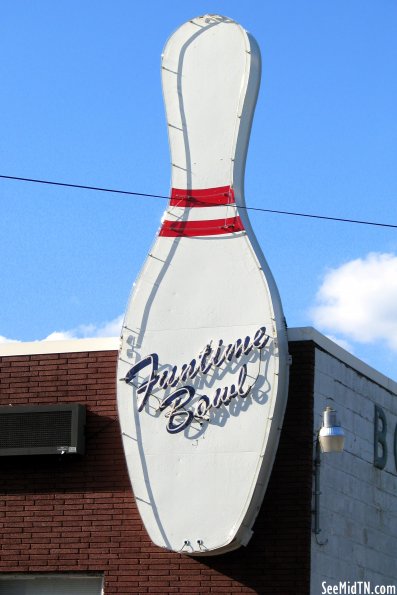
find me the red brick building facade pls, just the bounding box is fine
[0,338,314,594]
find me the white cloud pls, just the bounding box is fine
[324,334,354,353]
[0,335,21,344]
[44,330,78,341]
[92,315,124,337]
[0,315,123,345]
[311,252,397,350]
[43,314,123,341]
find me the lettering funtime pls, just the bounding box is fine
[124,327,269,434]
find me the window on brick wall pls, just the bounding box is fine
[0,575,103,595]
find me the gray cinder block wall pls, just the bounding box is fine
[288,329,397,594]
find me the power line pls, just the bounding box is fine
[0,174,169,200]
[244,206,397,228]
[1,173,396,229]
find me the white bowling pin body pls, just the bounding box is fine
[117,15,289,555]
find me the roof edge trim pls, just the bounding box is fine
[0,337,120,356]
[288,327,397,394]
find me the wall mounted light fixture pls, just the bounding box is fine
[314,406,345,539]
[319,406,345,453]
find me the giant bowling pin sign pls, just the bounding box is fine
[117,14,290,555]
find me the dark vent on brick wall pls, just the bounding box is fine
[0,404,86,456]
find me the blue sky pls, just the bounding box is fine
[1,1,396,379]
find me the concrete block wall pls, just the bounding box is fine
[311,345,397,593]
[0,341,314,594]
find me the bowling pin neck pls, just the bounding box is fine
[162,15,261,206]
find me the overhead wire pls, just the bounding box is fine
[1,173,396,229]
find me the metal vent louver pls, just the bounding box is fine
[0,404,86,456]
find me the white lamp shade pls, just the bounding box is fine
[319,426,345,453]
[319,407,345,453]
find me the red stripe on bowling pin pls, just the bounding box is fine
[159,215,244,237]
[161,186,244,237]
[170,185,235,207]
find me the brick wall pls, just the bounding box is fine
[0,341,314,595]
